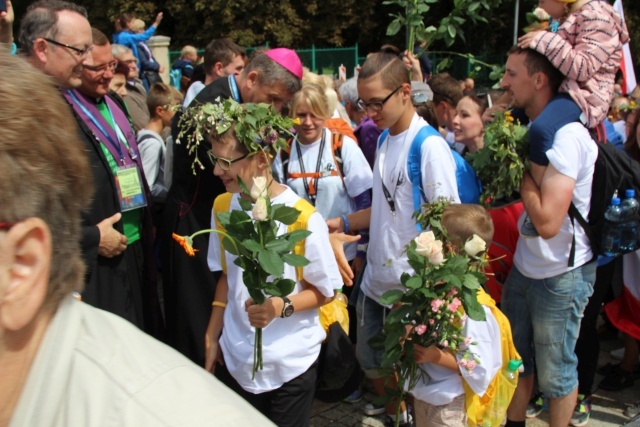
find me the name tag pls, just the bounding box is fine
[115,165,147,211]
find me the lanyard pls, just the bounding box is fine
[294,131,327,205]
[228,75,241,102]
[378,130,411,216]
[68,91,130,164]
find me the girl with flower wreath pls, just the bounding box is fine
[199,100,342,427]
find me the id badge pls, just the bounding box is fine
[115,165,147,212]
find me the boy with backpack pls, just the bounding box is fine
[409,203,517,427]
[328,52,459,426]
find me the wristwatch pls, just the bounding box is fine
[281,296,294,318]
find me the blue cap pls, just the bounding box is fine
[626,189,636,198]
[612,197,621,205]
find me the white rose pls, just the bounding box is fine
[533,7,550,21]
[252,197,268,221]
[250,176,268,200]
[428,240,444,265]
[414,231,445,265]
[464,234,486,257]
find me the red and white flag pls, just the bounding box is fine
[613,0,636,95]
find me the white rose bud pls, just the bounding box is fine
[252,197,268,221]
[414,231,436,258]
[428,240,444,265]
[464,234,487,257]
[533,7,550,21]
[250,176,268,200]
[415,231,445,265]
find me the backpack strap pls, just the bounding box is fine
[213,192,233,274]
[331,132,347,191]
[288,198,316,281]
[378,125,440,231]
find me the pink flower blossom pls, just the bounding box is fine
[415,324,427,335]
[429,319,435,325]
[447,297,462,312]
[459,359,468,368]
[441,340,449,348]
[446,288,458,298]
[431,299,445,312]
[464,337,472,346]
[432,332,438,337]
[466,360,477,370]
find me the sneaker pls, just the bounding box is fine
[384,413,414,427]
[625,401,640,418]
[600,368,635,391]
[363,402,386,416]
[343,388,363,404]
[570,394,591,427]
[526,391,548,418]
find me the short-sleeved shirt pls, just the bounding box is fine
[207,187,341,393]
[514,122,597,279]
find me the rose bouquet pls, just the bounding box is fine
[523,7,551,33]
[375,199,489,415]
[467,110,529,207]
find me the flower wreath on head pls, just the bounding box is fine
[176,97,299,173]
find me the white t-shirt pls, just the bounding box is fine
[137,129,167,202]
[272,128,373,260]
[514,122,597,279]
[363,114,460,303]
[409,305,502,406]
[207,188,340,393]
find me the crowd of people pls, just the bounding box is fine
[0,0,638,426]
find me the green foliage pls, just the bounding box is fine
[466,110,529,206]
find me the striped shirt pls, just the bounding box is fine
[530,0,629,128]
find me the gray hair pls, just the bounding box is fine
[244,54,301,96]
[18,0,88,56]
[111,43,133,59]
[338,77,359,104]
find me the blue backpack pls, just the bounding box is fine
[379,125,482,227]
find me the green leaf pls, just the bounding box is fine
[238,198,253,212]
[405,276,423,289]
[222,237,240,256]
[282,253,310,267]
[272,205,302,225]
[462,273,481,290]
[447,24,456,39]
[462,287,486,321]
[284,229,312,243]
[258,249,284,277]
[241,239,263,252]
[418,287,437,298]
[265,239,295,252]
[379,289,405,306]
[274,278,296,296]
[216,212,232,228]
[387,18,402,36]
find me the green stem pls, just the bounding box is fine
[189,228,240,253]
[429,50,498,70]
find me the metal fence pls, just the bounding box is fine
[169,44,505,87]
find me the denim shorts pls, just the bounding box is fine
[501,262,596,398]
[355,290,389,378]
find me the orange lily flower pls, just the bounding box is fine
[173,233,198,256]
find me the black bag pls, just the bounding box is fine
[143,70,163,86]
[569,140,640,266]
[314,322,363,403]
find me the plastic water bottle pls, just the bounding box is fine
[335,288,348,306]
[621,189,639,252]
[482,359,522,427]
[602,197,623,257]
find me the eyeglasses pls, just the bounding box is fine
[356,85,403,112]
[84,60,119,75]
[43,38,93,59]
[207,151,249,170]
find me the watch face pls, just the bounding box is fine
[283,304,295,317]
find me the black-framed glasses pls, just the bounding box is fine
[207,151,250,170]
[84,60,119,75]
[356,85,403,112]
[43,38,92,59]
